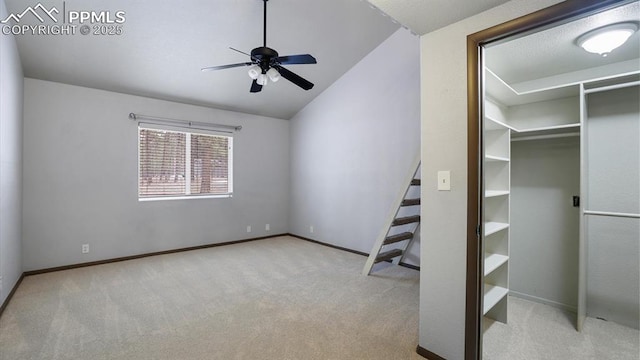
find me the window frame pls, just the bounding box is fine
[137,123,233,201]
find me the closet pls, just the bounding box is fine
[481,69,640,329]
[482,71,582,324]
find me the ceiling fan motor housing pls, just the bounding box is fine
[251,47,279,71]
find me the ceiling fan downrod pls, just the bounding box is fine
[263,0,268,47]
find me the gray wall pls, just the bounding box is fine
[585,86,639,329]
[0,0,23,305]
[418,0,562,357]
[289,28,421,265]
[510,137,580,311]
[22,79,290,271]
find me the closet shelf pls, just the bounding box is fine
[483,284,509,315]
[484,253,509,276]
[485,115,518,131]
[485,190,510,198]
[485,154,510,162]
[511,123,580,140]
[484,222,509,237]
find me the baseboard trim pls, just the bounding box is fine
[400,262,420,271]
[288,233,369,257]
[24,234,288,276]
[416,345,446,360]
[287,233,420,271]
[509,290,577,313]
[0,273,25,318]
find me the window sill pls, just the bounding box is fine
[139,194,232,202]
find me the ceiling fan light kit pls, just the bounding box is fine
[257,73,268,86]
[266,68,281,82]
[201,0,317,93]
[248,65,261,80]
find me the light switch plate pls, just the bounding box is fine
[438,171,451,191]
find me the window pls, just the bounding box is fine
[138,125,233,200]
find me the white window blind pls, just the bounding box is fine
[138,125,233,199]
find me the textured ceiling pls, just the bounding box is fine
[367,0,512,35]
[485,1,640,90]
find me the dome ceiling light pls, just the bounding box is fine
[577,22,638,57]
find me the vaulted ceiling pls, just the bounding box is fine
[5,0,512,119]
[368,0,511,35]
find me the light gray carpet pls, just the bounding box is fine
[483,296,640,360]
[0,236,423,360]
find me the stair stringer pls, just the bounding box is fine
[362,156,421,275]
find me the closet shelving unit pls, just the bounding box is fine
[482,119,581,323]
[482,71,583,324]
[483,115,511,322]
[482,63,597,324]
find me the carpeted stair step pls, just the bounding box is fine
[383,232,414,245]
[375,249,403,263]
[401,198,420,206]
[392,215,421,226]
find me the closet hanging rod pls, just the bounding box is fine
[584,80,640,94]
[129,113,242,132]
[583,210,640,219]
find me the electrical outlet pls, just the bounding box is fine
[310,225,314,233]
[265,224,270,231]
[82,244,90,254]
[246,225,252,233]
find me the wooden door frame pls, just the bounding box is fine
[464,0,633,358]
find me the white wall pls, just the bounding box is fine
[22,79,290,271]
[289,28,421,265]
[0,0,23,304]
[418,0,562,357]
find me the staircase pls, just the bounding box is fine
[362,159,421,275]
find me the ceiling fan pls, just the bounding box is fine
[201,0,317,93]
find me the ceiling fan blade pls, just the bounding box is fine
[274,65,314,90]
[277,54,317,65]
[250,79,263,93]
[229,47,251,57]
[201,62,253,72]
